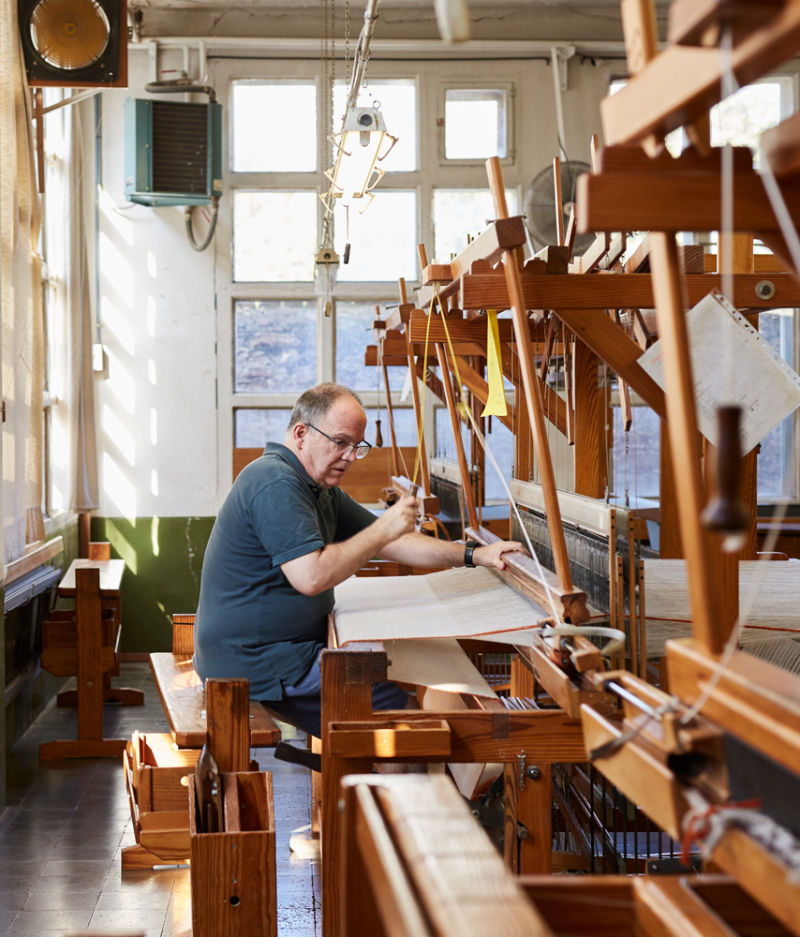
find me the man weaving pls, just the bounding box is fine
[194,383,521,737]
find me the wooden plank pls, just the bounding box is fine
[578,169,800,238]
[461,269,800,312]
[3,535,63,585]
[418,216,527,287]
[57,558,124,596]
[666,639,800,777]
[327,719,451,759]
[467,525,589,626]
[580,704,689,840]
[149,653,281,748]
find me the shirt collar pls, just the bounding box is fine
[264,441,328,501]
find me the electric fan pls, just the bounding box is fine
[523,159,594,256]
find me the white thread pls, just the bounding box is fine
[461,403,565,627]
[542,623,627,659]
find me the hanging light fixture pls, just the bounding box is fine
[322,106,396,213]
[320,0,397,219]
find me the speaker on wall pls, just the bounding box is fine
[19,0,128,87]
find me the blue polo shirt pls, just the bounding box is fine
[193,442,376,700]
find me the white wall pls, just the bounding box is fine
[95,47,220,519]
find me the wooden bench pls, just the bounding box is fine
[149,613,281,750]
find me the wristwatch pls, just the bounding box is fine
[464,539,480,567]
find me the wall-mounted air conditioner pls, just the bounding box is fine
[124,98,222,207]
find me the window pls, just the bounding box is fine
[231,81,317,172]
[234,300,318,394]
[443,88,509,160]
[217,57,526,497]
[233,191,318,282]
[433,187,519,264]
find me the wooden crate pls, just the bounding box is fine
[188,771,276,937]
[122,731,200,869]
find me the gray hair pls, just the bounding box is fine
[287,383,364,430]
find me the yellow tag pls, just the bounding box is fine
[481,310,507,417]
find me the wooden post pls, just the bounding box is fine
[486,156,574,594]
[435,343,480,530]
[321,649,386,937]
[648,233,726,654]
[207,678,250,773]
[572,337,605,498]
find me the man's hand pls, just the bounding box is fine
[375,493,419,541]
[473,540,524,571]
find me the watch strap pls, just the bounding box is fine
[464,539,480,567]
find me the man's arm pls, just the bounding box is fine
[280,495,419,596]
[378,529,523,571]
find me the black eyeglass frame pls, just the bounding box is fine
[307,423,372,459]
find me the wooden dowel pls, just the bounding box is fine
[486,156,574,595]
[553,156,565,247]
[435,343,480,530]
[648,232,723,653]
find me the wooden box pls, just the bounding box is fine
[123,731,200,867]
[188,771,276,937]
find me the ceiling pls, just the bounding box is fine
[129,1,666,44]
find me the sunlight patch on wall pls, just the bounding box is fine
[98,186,134,247]
[102,452,137,520]
[151,515,160,557]
[98,232,136,317]
[146,249,158,280]
[150,469,159,499]
[147,358,157,386]
[105,518,138,574]
[105,349,136,415]
[102,404,135,466]
[146,294,156,339]
[101,292,135,358]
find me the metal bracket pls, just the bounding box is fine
[551,44,576,93]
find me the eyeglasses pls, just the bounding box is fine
[308,424,372,459]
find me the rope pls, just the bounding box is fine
[681,789,800,880]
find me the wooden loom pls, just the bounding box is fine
[573,1,800,934]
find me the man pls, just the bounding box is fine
[194,383,522,737]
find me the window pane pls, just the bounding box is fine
[711,81,783,165]
[235,408,292,447]
[232,81,317,172]
[233,191,317,281]
[484,418,514,502]
[435,406,469,461]
[335,190,416,281]
[612,404,660,500]
[445,89,507,160]
[333,80,416,171]
[363,407,418,448]
[433,188,519,263]
[757,309,795,498]
[335,300,407,391]
[234,299,318,393]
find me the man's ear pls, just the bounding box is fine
[292,422,309,447]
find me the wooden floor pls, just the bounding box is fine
[0,661,320,936]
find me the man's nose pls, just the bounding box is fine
[341,446,359,462]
